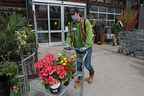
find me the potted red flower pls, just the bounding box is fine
[34,53,76,94]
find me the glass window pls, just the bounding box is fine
[94,13,98,19]
[105,0,112,3]
[108,21,114,26]
[99,6,107,12]
[97,0,104,2]
[103,20,107,26]
[99,14,106,19]
[51,33,62,42]
[89,5,98,11]
[78,8,85,16]
[35,5,48,31]
[50,6,61,30]
[108,14,115,19]
[115,8,121,14]
[87,13,98,19]
[108,7,115,13]
[38,33,49,43]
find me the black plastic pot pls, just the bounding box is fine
[0,76,10,96]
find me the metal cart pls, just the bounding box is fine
[30,48,88,96]
[118,30,144,58]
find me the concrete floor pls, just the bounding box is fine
[38,44,144,96]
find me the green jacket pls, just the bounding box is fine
[66,19,94,48]
[112,23,122,34]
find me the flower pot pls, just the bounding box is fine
[47,82,61,94]
[0,76,10,96]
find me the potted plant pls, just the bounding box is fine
[0,14,37,96]
[16,25,37,57]
[0,14,22,96]
[0,14,25,62]
[34,52,76,94]
[0,61,18,96]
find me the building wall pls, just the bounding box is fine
[63,0,125,27]
[0,0,26,16]
[63,0,125,8]
[87,5,122,27]
[87,0,125,29]
[0,0,25,7]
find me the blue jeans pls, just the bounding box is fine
[76,47,94,76]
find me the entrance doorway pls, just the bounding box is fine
[32,0,86,46]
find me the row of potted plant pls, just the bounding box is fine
[0,14,37,96]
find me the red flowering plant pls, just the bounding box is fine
[34,53,76,87]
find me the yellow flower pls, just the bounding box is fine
[63,58,67,61]
[60,60,64,64]
[63,63,67,65]
[65,60,68,63]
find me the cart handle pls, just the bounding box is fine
[64,47,88,61]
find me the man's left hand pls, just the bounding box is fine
[75,47,87,53]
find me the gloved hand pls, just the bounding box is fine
[75,47,87,53]
[64,44,72,50]
[80,47,87,52]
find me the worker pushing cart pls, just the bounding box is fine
[30,8,94,96]
[65,8,95,96]
[66,8,95,84]
[30,48,88,96]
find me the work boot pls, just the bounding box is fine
[85,73,94,84]
[74,78,81,88]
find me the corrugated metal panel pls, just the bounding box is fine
[139,5,144,29]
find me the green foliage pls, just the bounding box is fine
[0,62,18,78]
[16,25,36,55]
[10,77,21,96]
[0,14,36,84]
[0,14,36,61]
[112,23,122,33]
[0,14,25,61]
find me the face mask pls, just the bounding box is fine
[71,15,78,22]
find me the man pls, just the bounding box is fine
[68,9,95,83]
[111,19,123,46]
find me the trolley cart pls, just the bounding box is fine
[30,47,88,96]
[66,48,88,96]
[118,30,144,58]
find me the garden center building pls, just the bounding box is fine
[32,0,126,45]
[1,0,143,45]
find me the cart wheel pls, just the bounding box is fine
[118,48,122,53]
[123,49,129,55]
[130,53,136,57]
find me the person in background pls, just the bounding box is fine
[95,20,106,45]
[67,9,95,83]
[111,19,123,46]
